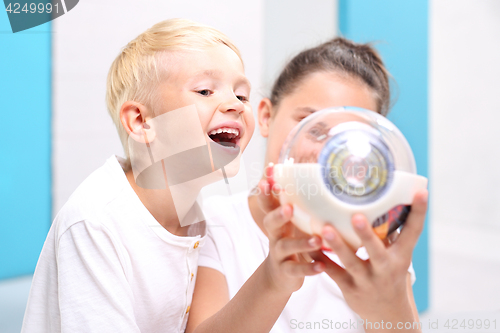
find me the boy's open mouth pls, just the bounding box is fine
[208,127,240,148]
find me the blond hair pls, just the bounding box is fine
[106,18,242,157]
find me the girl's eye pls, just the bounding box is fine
[197,89,212,96]
[306,124,328,141]
[237,95,249,102]
[309,127,321,136]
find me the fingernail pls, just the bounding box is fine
[323,228,335,241]
[266,163,275,188]
[280,205,289,217]
[353,215,365,230]
[260,180,270,196]
[308,237,319,247]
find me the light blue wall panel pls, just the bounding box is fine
[0,10,51,280]
[339,0,429,312]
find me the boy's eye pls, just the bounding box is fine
[236,95,249,102]
[197,89,213,96]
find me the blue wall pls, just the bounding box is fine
[339,0,429,312]
[0,11,52,280]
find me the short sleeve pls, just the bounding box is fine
[56,221,141,333]
[198,230,224,275]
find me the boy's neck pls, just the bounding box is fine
[125,168,193,237]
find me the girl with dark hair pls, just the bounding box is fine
[188,38,427,333]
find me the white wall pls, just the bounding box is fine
[52,0,338,213]
[429,0,500,314]
[244,0,338,185]
[263,0,338,89]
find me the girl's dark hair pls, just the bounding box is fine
[270,37,391,116]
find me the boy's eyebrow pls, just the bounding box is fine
[196,70,222,78]
[186,70,222,83]
[237,75,251,90]
[190,70,251,89]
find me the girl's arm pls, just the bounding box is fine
[186,202,324,333]
[185,267,230,331]
[407,272,421,326]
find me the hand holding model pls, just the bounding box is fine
[257,164,427,332]
[316,190,427,332]
[257,179,325,295]
[259,107,428,331]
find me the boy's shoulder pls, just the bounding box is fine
[53,155,130,234]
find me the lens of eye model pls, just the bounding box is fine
[318,130,394,205]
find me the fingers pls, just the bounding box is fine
[392,189,428,259]
[321,225,367,275]
[275,235,322,260]
[309,251,351,287]
[350,214,387,265]
[263,204,293,239]
[256,178,281,214]
[281,260,324,277]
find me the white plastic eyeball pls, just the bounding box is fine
[273,107,427,249]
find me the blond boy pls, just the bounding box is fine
[21,19,254,332]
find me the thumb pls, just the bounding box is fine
[256,178,281,213]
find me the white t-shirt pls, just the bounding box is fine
[199,191,415,333]
[22,155,205,333]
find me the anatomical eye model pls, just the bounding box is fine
[271,107,428,249]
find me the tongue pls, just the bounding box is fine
[210,132,236,144]
[217,141,236,148]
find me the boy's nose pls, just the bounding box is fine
[219,95,245,114]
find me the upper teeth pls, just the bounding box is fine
[209,127,239,136]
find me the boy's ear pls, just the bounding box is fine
[120,101,156,144]
[257,98,273,138]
